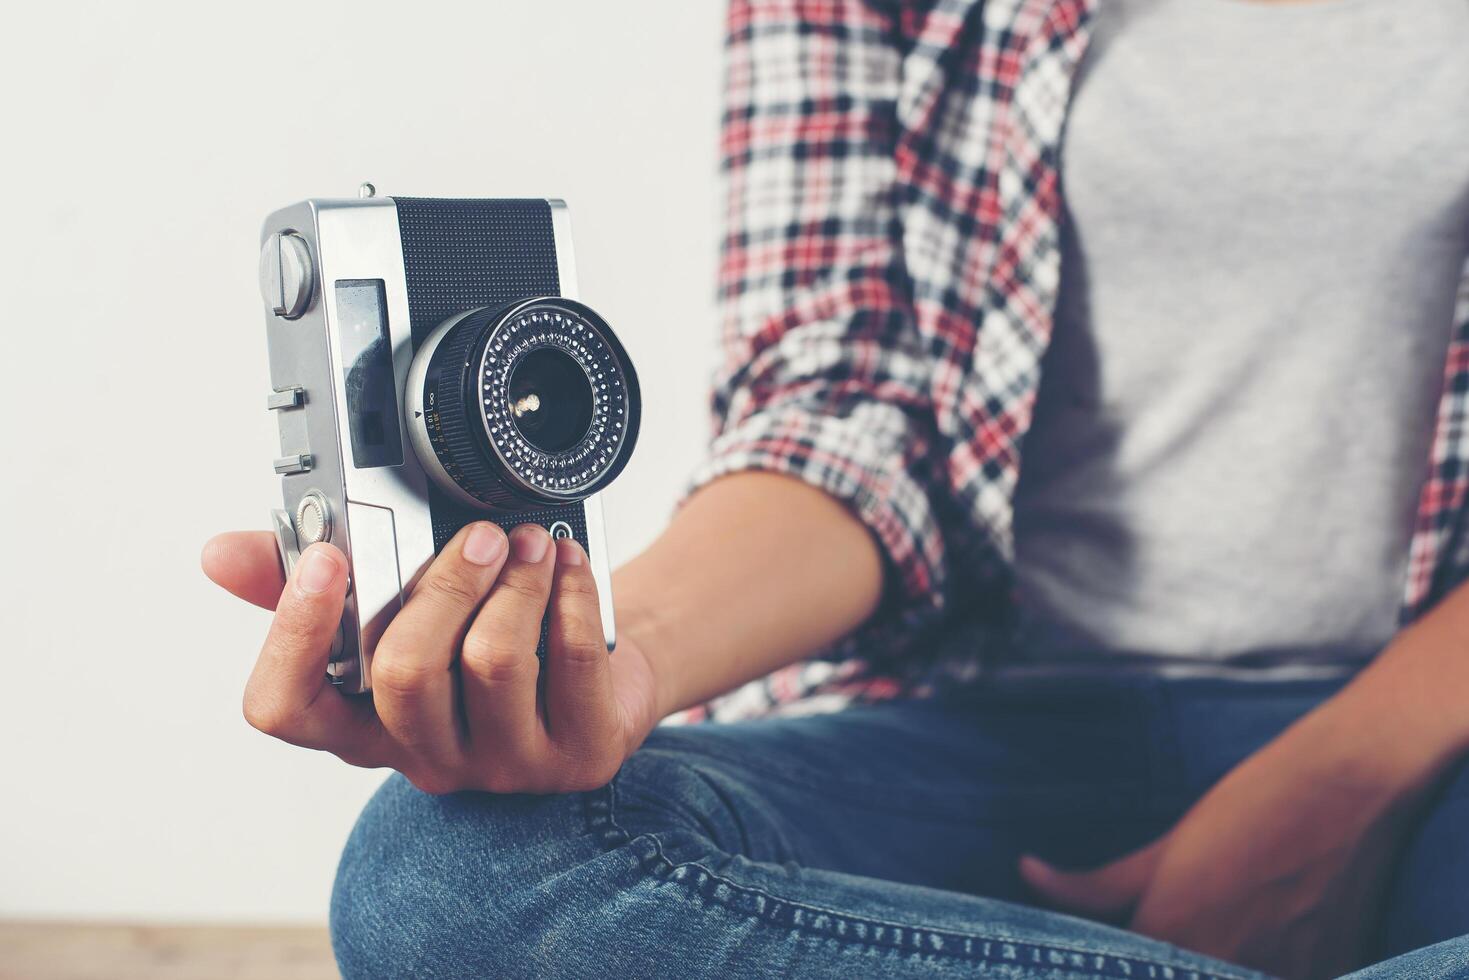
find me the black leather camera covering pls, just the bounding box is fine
[395,197,592,654]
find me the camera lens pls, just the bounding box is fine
[506,347,595,455]
[407,297,640,509]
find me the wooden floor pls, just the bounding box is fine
[0,922,338,980]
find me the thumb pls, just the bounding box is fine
[1018,838,1166,922]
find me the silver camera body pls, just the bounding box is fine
[258,189,638,694]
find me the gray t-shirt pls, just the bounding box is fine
[1009,0,1469,671]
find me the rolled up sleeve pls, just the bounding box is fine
[689,0,948,630]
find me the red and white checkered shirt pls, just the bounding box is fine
[685,0,1469,720]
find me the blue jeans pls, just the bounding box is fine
[330,674,1469,978]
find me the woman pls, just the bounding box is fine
[204,0,1469,976]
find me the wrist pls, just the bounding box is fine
[611,584,684,724]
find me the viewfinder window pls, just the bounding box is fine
[335,279,404,469]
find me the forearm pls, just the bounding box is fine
[612,472,883,720]
[1219,578,1469,832]
[1306,581,1469,796]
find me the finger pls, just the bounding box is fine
[372,521,509,780]
[543,538,618,761]
[1018,837,1166,922]
[203,531,287,610]
[460,524,555,774]
[241,542,395,767]
[244,544,349,742]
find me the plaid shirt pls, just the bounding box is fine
[686,0,1469,721]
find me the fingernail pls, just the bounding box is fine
[555,538,585,567]
[510,525,550,563]
[296,548,338,595]
[463,523,507,566]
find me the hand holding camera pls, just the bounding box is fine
[203,190,658,790]
[203,522,661,793]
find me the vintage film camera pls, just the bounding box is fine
[257,187,640,693]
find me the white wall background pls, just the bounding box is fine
[0,0,723,922]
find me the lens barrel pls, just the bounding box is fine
[407,297,640,509]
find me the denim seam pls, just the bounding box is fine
[589,781,1256,980]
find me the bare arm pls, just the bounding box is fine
[616,472,884,720]
[1334,582,1469,783]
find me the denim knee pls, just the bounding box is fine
[328,742,757,978]
[330,773,593,979]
